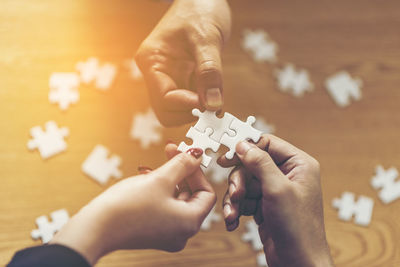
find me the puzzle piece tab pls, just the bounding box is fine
[27,121,69,159]
[178,127,220,167]
[82,145,122,185]
[48,72,80,110]
[220,116,262,160]
[192,108,235,142]
[325,71,362,107]
[31,209,69,244]
[332,192,374,226]
[371,165,400,204]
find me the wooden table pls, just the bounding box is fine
[1,0,400,266]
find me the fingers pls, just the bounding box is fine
[194,43,224,111]
[235,140,288,195]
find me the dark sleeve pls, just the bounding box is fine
[7,244,91,267]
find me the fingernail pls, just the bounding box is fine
[223,204,231,218]
[229,183,236,198]
[138,166,153,174]
[186,148,203,159]
[206,88,223,108]
[236,141,252,156]
[166,139,175,145]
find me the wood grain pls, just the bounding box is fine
[1,0,400,266]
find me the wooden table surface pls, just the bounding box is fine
[1,0,400,266]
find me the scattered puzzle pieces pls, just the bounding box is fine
[325,71,362,107]
[76,57,117,90]
[220,116,262,160]
[27,121,69,159]
[242,220,264,251]
[332,191,374,226]
[82,145,122,185]
[125,58,143,80]
[31,209,69,244]
[200,206,222,231]
[242,29,278,63]
[275,64,314,97]
[178,127,220,167]
[48,72,80,110]
[130,108,163,149]
[371,165,400,204]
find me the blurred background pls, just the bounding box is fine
[1,0,400,266]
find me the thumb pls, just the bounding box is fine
[235,141,287,195]
[154,148,203,188]
[194,44,223,111]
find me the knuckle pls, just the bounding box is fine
[197,60,221,77]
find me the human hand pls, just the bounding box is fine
[136,0,231,126]
[51,145,216,265]
[218,135,334,267]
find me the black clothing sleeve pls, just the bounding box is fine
[7,244,91,267]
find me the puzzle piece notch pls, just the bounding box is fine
[332,192,374,226]
[76,57,117,90]
[27,121,69,159]
[325,71,362,107]
[371,165,400,204]
[130,108,163,149]
[220,116,262,160]
[200,206,222,231]
[178,127,220,167]
[82,145,123,185]
[241,220,263,251]
[192,108,236,142]
[48,72,80,110]
[31,209,69,244]
[275,64,314,97]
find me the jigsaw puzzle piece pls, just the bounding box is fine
[192,109,236,142]
[177,127,220,167]
[31,209,69,243]
[48,72,80,110]
[220,116,262,160]
[371,165,400,204]
[332,192,374,226]
[82,145,122,185]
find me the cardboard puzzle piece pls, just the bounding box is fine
[76,57,117,90]
[192,108,235,142]
[178,127,221,167]
[82,145,122,185]
[241,220,264,251]
[200,206,222,231]
[332,192,374,226]
[130,108,163,149]
[31,209,69,244]
[242,29,278,63]
[325,71,362,107]
[220,116,262,160]
[48,72,80,110]
[27,121,69,159]
[275,64,314,97]
[371,165,400,204]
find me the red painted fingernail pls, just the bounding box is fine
[186,148,203,159]
[138,166,153,174]
[166,139,175,145]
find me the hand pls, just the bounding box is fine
[136,0,231,126]
[218,135,334,267]
[51,145,216,265]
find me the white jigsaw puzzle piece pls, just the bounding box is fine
[192,108,236,142]
[332,191,374,226]
[48,72,80,110]
[76,57,117,90]
[257,252,269,267]
[242,29,278,63]
[325,71,362,107]
[130,108,163,149]
[27,121,69,159]
[241,220,263,251]
[200,206,222,231]
[31,209,69,244]
[76,57,99,84]
[178,127,220,167]
[371,165,400,204]
[82,145,122,185]
[220,116,262,160]
[95,63,117,90]
[275,64,313,97]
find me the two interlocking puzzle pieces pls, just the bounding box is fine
[177,109,262,167]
